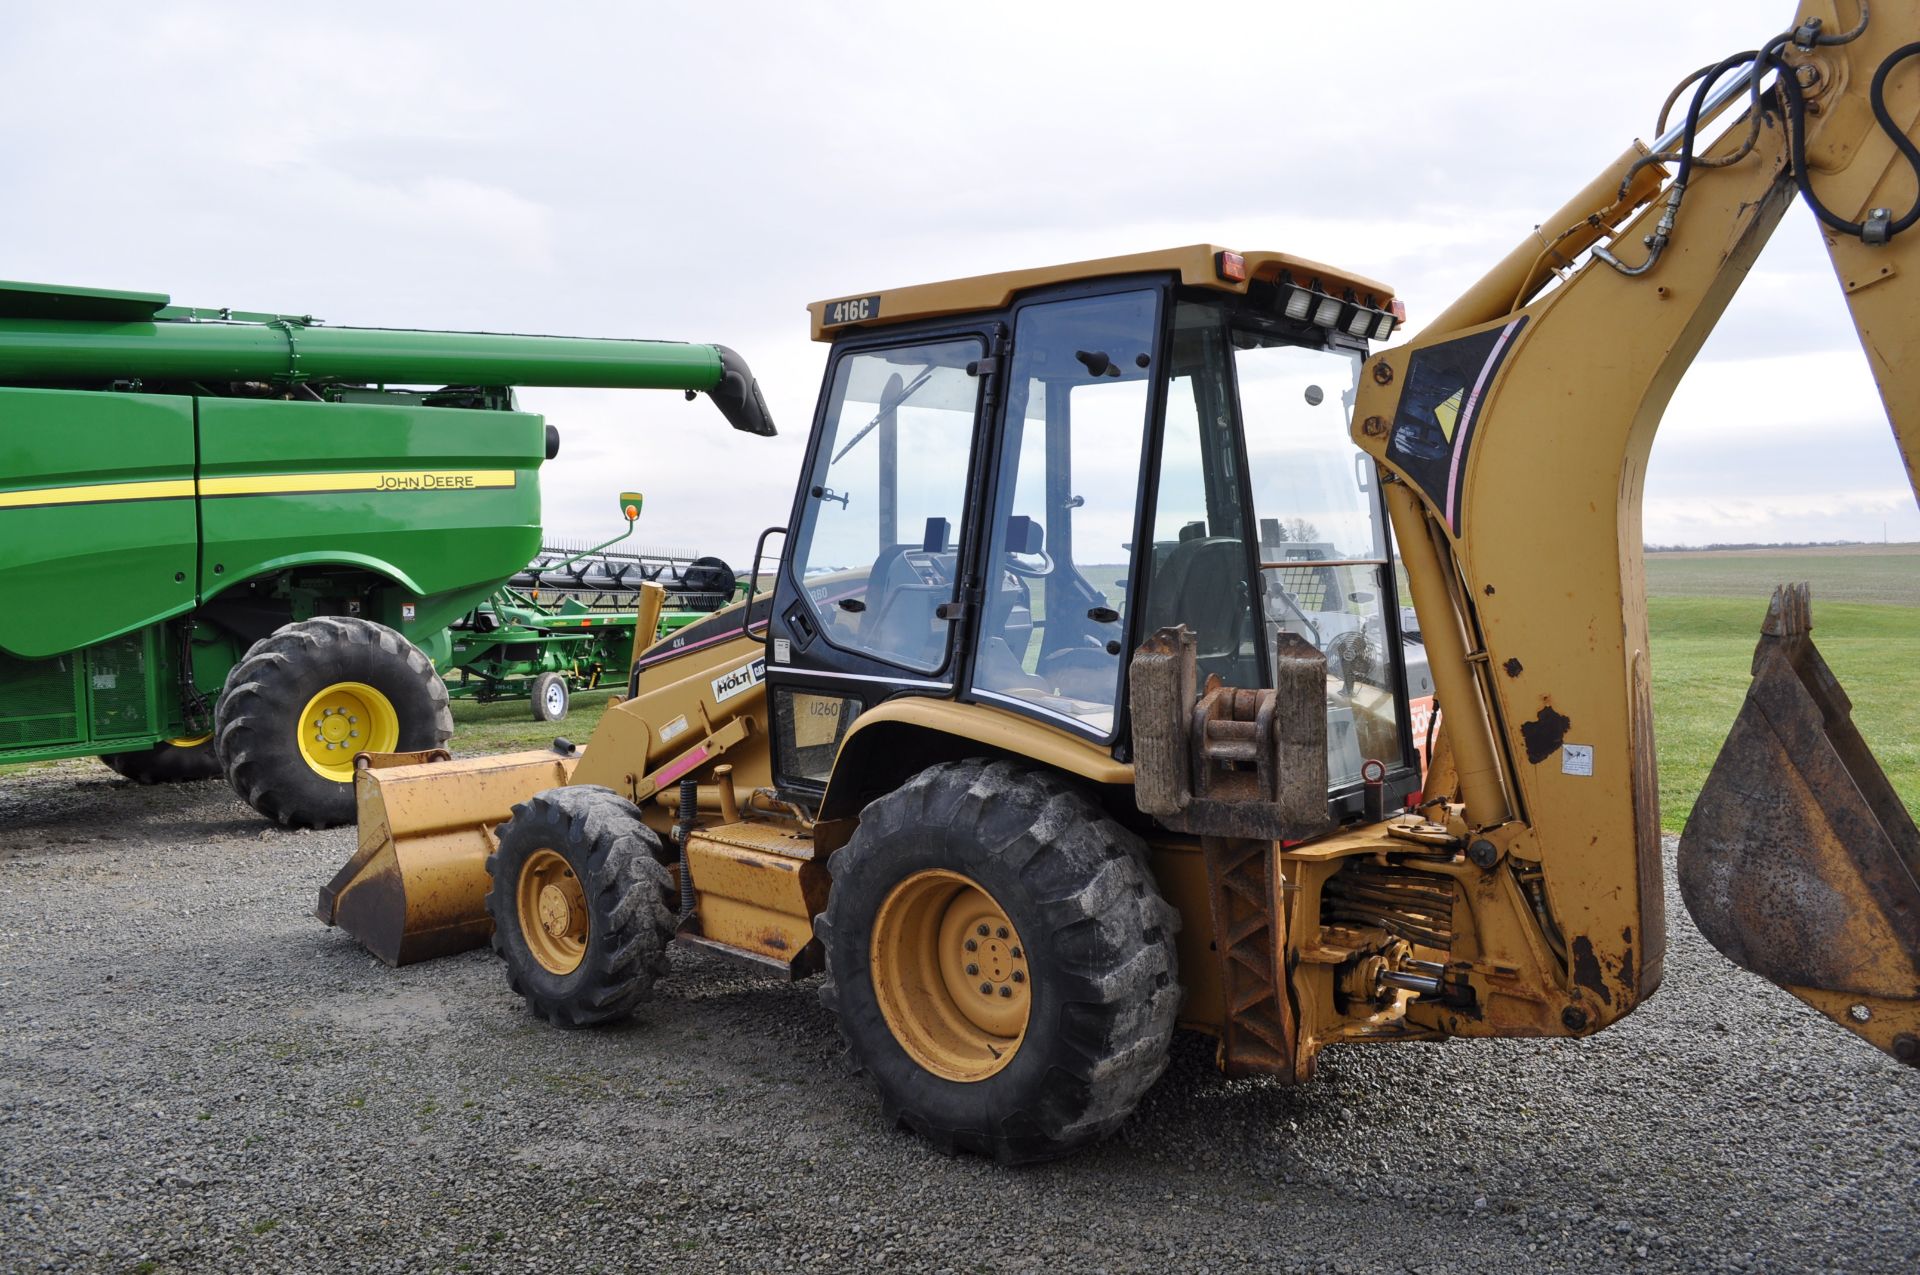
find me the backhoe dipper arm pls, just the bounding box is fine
[1349,0,1920,1064]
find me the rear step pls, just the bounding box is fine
[1677,584,1920,1067]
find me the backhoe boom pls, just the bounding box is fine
[1350,0,1920,1062]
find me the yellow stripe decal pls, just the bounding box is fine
[0,469,515,510]
[0,479,195,510]
[199,470,517,497]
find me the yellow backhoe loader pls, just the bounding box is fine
[322,0,1917,1162]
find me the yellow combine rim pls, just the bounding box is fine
[299,681,399,781]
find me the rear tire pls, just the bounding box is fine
[817,758,1181,1163]
[486,785,677,1028]
[531,671,570,722]
[99,736,221,784]
[214,616,452,828]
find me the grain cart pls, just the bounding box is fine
[0,279,771,826]
[331,0,1919,1163]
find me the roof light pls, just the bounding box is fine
[1215,250,1247,283]
[1312,295,1342,328]
[1372,312,1397,341]
[1283,286,1314,321]
[1346,308,1374,337]
[1391,299,1407,323]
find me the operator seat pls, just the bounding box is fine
[857,526,949,670]
[1146,532,1252,681]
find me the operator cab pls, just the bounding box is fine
[769,245,1421,820]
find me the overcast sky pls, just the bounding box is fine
[4,1,1912,567]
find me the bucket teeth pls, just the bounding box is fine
[1677,585,1920,1066]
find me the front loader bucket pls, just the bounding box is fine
[1677,585,1920,1068]
[317,749,580,966]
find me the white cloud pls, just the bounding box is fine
[0,0,1906,560]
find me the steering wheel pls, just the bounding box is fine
[1004,547,1055,578]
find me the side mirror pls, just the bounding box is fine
[618,491,644,523]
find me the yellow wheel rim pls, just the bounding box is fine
[518,848,588,975]
[165,732,213,749]
[296,680,400,781]
[870,870,1030,1082]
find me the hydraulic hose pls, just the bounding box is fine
[1779,39,1920,242]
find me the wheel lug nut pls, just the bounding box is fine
[996,926,1009,939]
[1012,971,1024,983]
[999,986,1012,998]
[979,982,992,996]
[966,963,979,976]
[964,939,977,952]
[977,924,989,937]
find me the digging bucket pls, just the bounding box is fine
[317,748,579,966]
[1677,585,1920,1067]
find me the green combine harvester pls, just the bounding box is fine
[0,279,772,826]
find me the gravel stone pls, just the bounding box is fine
[1,757,1915,1272]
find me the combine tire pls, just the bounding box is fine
[817,758,1181,1163]
[531,671,570,722]
[486,785,676,1028]
[214,616,451,829]
[99,735,221,784]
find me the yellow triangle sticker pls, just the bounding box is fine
[1433,389,1463,443]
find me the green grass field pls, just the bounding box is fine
[1646,544,1920,605]
[450,688,620,756]
[1648,595,1919,831]
[1645,544,1917,828]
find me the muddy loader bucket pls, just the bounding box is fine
[317,749,580,966]
[1677,585,1920,1068]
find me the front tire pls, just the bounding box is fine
[531,671,570,722]
[214,616,452,828]
[486,785,676,1028]
[99,735,222,784]
[818,758,1181,1163]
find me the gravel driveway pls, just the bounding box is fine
[2,759,1914,1274]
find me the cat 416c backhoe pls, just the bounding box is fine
[323,0,1917,1162]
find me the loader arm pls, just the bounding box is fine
[1350,0,1920,1063]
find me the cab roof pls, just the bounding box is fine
[806,243,1396,342]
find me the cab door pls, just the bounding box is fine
[963,287,1163,743]
[766,332,990,792]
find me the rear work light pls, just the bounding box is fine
[1284,286,1314,321]
[1372,312,1397,341]
[1346,308,1374,337]
[1312,295,1342,328]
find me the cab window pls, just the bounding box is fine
[1236,332,1407,788]
[790,337,982,675]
